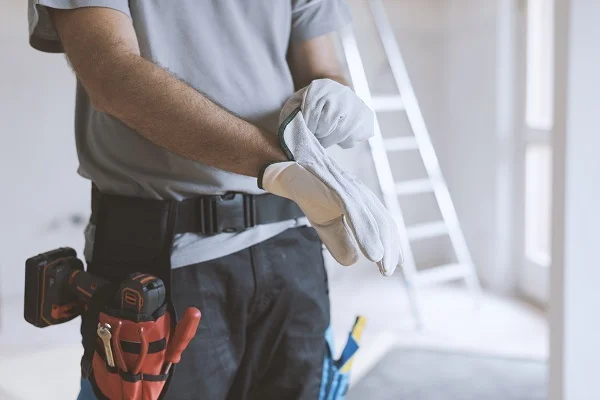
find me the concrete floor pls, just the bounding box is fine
[327,263,548,388]
[0,262,547,399]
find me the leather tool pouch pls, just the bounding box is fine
[82,189,179,400]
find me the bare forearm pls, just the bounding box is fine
[90,53,285,176]
[49,7,284,177]
[289,33,349,89]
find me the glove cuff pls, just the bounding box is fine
[258,106,303,190]
[257,161,281,190]
[277,106,302,161]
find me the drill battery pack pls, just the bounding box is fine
[23,246,201,399]
[118,273,166,316]
[24,247,85,327]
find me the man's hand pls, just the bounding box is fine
[260,106,403,276]
[288,34,374,148]
[283,35,395,272]
[283,79,375,149]
[47,7,286,177]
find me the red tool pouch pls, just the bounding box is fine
[91,306,171,400]
[82,187,200,399]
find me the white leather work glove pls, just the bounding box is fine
[259,108,403,276]
[284,79,375,149]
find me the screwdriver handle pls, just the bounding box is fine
[165,307,201,365]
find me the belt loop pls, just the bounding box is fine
[197,198,205,234]
[244,195,256,229]
[198,197,216,235]
[208,197,218,234]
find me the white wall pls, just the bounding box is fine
[549,0,600,398]
[0,1,89,345]
[440,1,504,288]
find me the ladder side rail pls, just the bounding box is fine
[368,0,477,272]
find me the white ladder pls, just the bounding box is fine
[339,0,482,327]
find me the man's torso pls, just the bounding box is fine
[77,0,296,199]
[28,0,350,267]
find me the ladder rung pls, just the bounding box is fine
[371,95,405,112]
[383,137,418,151]
[395,179,433,195]
[413,263,471,287]
[406,221,448,241]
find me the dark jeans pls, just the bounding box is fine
[166,226,330,399]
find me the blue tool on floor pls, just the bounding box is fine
[319,316,366,400]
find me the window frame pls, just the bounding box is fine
[517,0,554,305]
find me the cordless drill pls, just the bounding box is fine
[24,248,166,328]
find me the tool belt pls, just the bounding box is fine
[22,187,304,399]
[81,186,305,399]
[91,185,305,236]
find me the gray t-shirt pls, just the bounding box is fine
[28,0,351,267]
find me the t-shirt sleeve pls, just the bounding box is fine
[291,0,352,43]
[28,0,131,53]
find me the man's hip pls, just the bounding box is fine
[79,225,330,400]
[168,225,330,399]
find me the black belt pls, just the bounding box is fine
[91,186,305,235]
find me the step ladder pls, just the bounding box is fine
[339,0,482,327]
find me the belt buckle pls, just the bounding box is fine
[202,193,256,234]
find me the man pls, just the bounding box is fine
[28,1,401,399]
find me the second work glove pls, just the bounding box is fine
[259,102,402,276]
[284,78,375,149]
